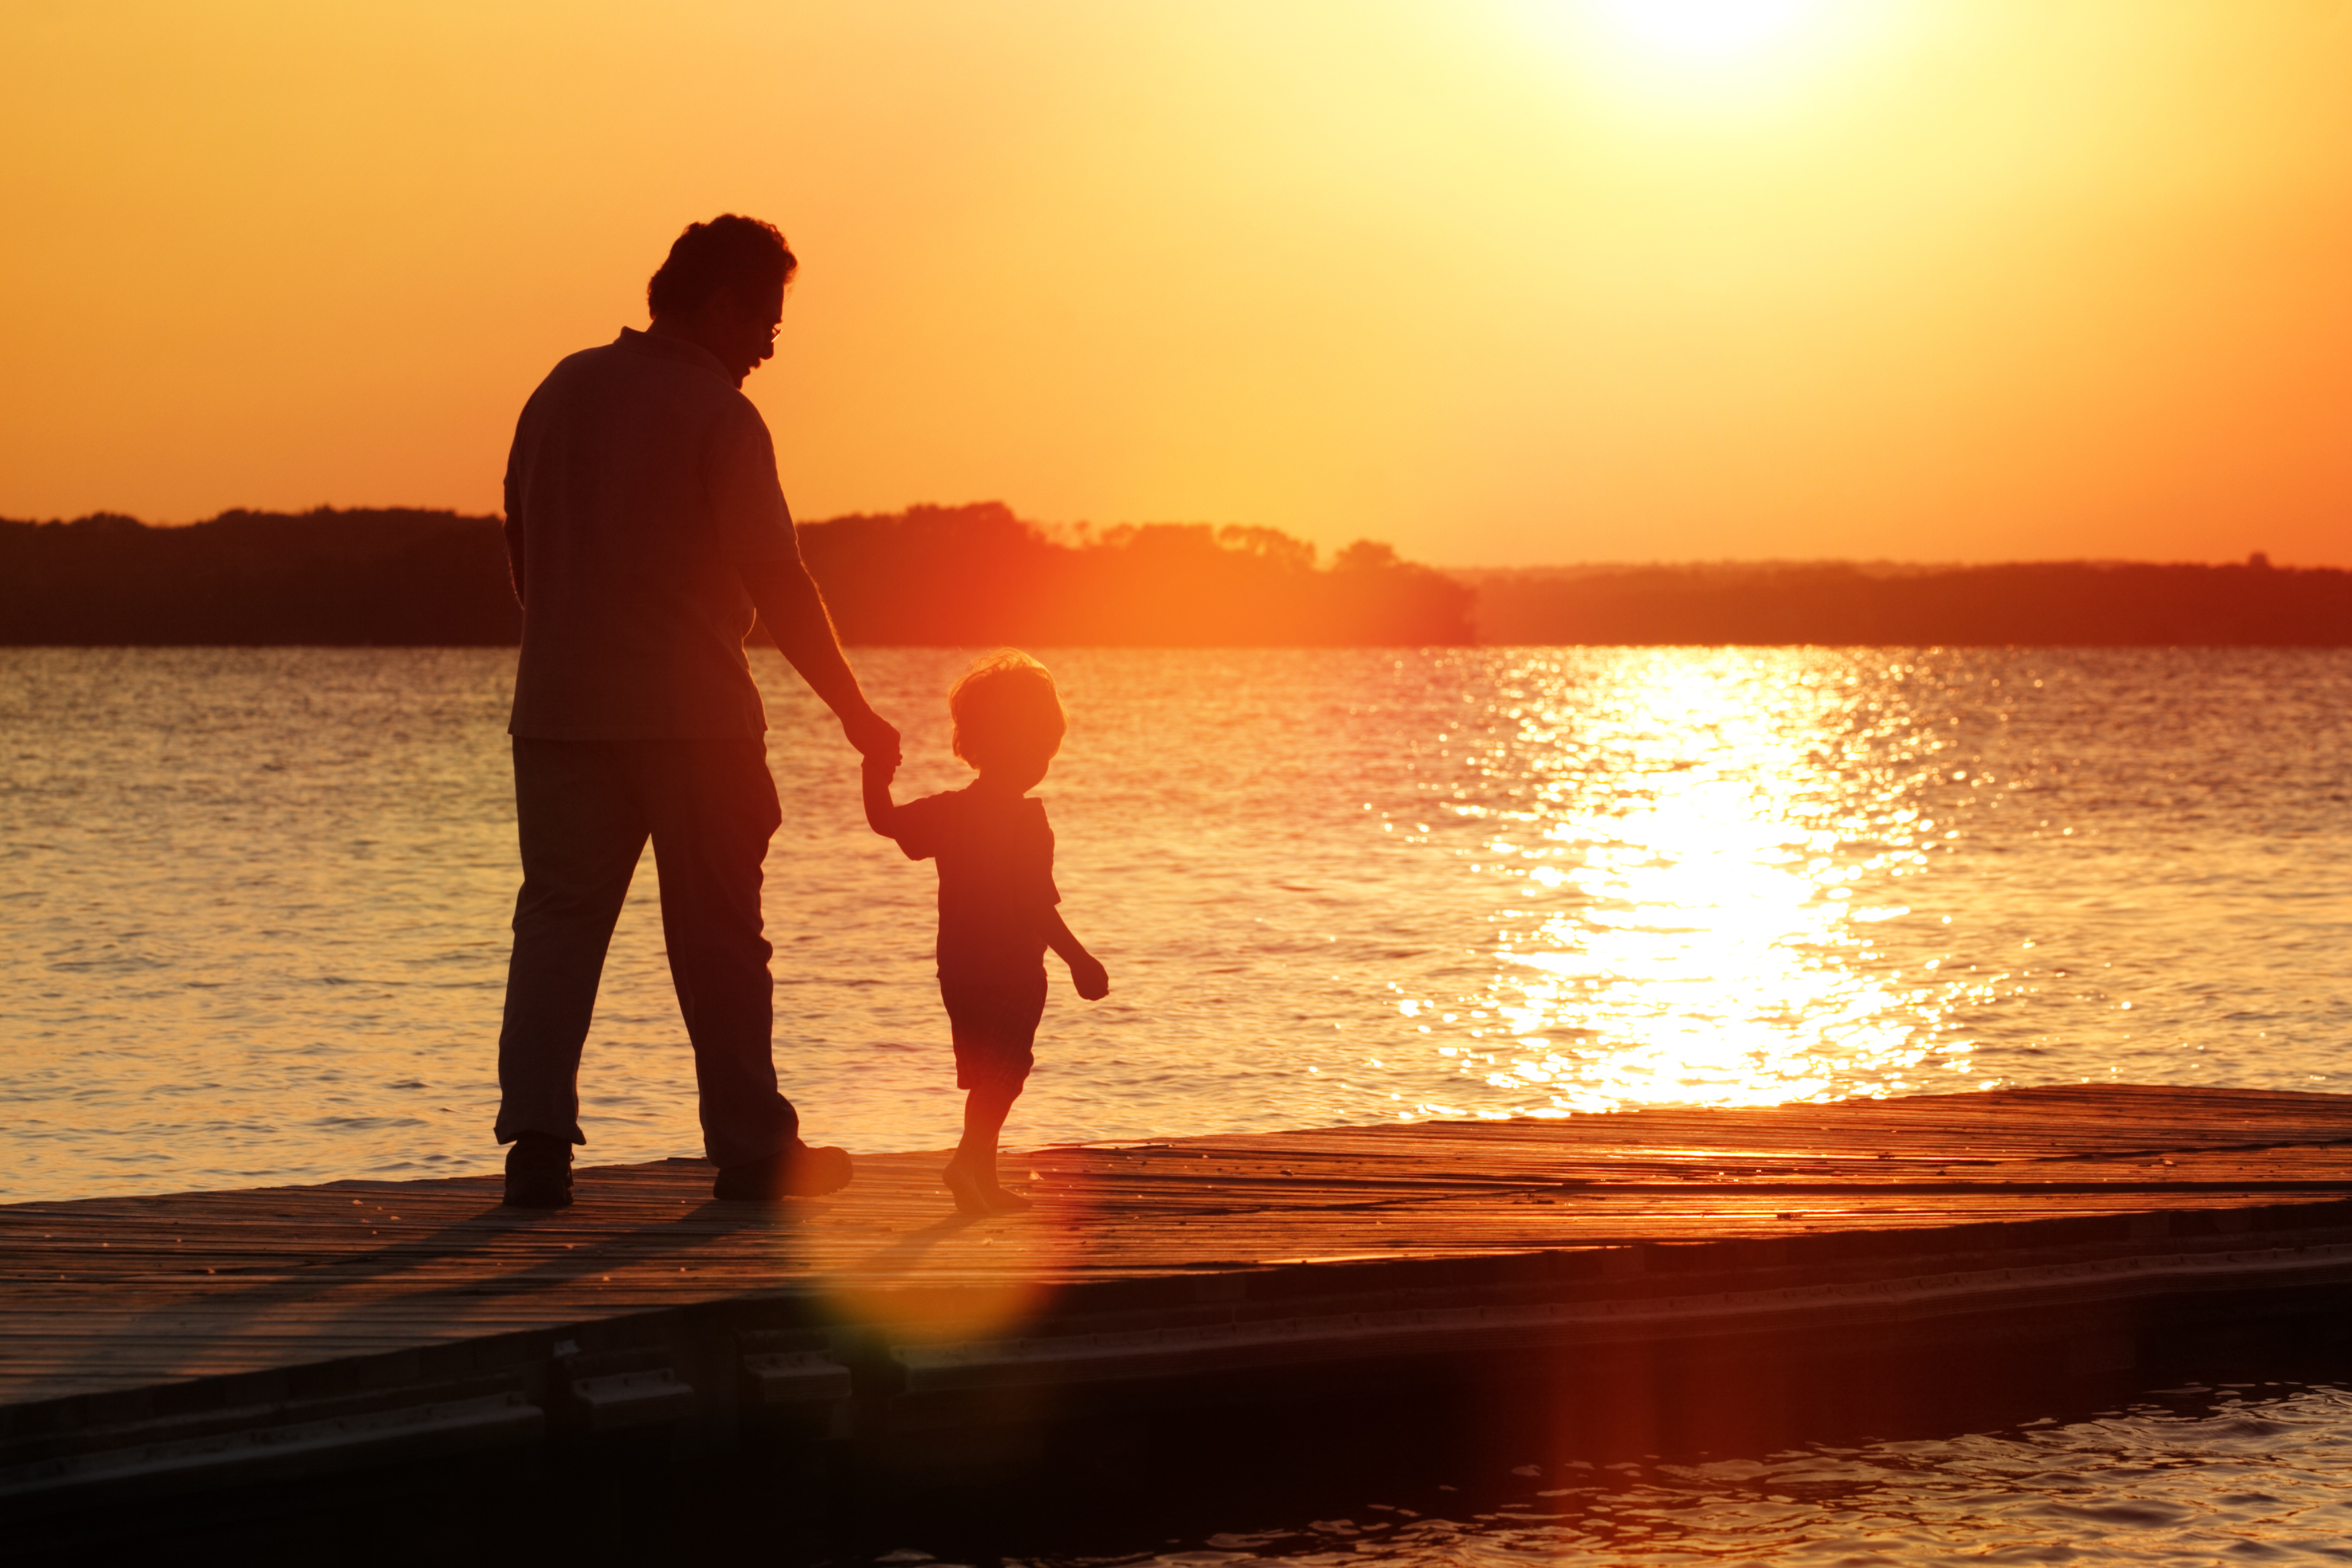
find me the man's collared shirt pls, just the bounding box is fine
[502,327,800,740]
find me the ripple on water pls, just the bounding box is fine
[1,646,2347,1200]
[1012,1384,2352,1565]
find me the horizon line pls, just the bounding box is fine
[3,503,2331,573]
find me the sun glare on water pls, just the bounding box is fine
[1393,651,1967,1121]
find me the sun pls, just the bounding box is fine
[1522,0,1881,109]
[1591,0,1828,61]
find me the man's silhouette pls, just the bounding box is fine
[494,215,897,1208]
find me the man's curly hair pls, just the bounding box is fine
[647,215,796,319]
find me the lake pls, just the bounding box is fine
[5,645,2347,1200]
[5,644,2351,1559]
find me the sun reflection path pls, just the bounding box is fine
[1412,652,1963,1118]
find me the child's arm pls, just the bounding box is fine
[861,754,903,839]
[1044,909,1108,999]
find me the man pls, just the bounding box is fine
[494,215,897,1208]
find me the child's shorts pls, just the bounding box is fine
[939,968,1047,1094]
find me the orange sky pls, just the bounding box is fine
[3,1,2346,565]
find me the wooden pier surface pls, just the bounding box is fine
[9,1083,2352,1506]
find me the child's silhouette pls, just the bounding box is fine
[864,650,1108,1213]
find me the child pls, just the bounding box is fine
[863,650,1108,1214]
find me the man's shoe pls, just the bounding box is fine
[713,1142,852,1201]
[503,1132,574,1209]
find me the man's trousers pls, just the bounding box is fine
[493,736,796,1169]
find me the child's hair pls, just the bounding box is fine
[949,650,1067,769]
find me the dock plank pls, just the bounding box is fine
[7,1084,2352,1414]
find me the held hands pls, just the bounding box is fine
[1069,952,1110,1001]
[858,738,901,839]
[842,705,901,771]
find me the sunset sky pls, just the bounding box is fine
[3,0,2347,566]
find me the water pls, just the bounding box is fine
[4,646,2348,1202]
[7,644,2352,1557]
[984,1381,2352,1565]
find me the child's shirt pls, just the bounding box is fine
[889,785,1060,980]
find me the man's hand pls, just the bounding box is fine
[1069,952,1110,1001]
[841,705,901,769]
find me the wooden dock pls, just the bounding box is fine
[9,1083,2352,1514]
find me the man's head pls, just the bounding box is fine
[646,215,797,385]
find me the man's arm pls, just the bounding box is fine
[709,403,898,764]
[737,557,900,765]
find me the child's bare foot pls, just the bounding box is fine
[944,1156,1034,1214]
[942,1158,992,1216]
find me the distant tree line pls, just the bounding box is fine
[6,507,2345,646]
[1464,560,2352,647]
[795,503,1471,645]
[0,503,1473,646]
[0,509,520,646]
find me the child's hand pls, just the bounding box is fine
[861,749,898,786]
[1069,952,1110,1001]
